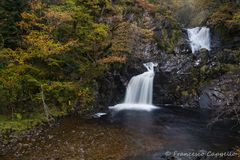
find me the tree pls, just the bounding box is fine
[0,0,27,48]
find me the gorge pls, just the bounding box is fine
[0,0,239,160]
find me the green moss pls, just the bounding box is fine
[0,106,71,140]
[208,3,240,42]
[180,49,240,98]
[0,115,8,121]
[0,113,45,133]
[200,65,208,73]
[176,85,181,91]
[156,28,181,53]
[148,0,158,4]
[181,91,189,97]
[153,5,182,53]
[222,64,239,72]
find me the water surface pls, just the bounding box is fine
[2,107,240,160]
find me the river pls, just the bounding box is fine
[2,106,240,160]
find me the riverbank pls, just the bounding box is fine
[1,108,240,160]
[0,0,239,159]
[0,106,71,156]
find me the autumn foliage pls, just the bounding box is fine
[0,0,126,117]
[136,0,157,11]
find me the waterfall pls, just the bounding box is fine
[109,62,158,111]
[187,27,211,53]
[124,62,157,104]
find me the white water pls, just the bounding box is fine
[109,62,158,111]
[187,27,211,53]
[92,113,107,118]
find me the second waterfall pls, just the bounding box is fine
[110,62,158,111]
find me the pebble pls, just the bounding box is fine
[48,135,54,139]
[70,146,75,151]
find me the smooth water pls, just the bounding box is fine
[187,27,211,53]
[2,108,239,160]
[110,62,158,111]
[109,104,158,112]
[124,62,157,104]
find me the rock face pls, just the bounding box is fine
[199,72,240,122]
[96,68,128,108]
[96,0,240,125]
[201,73,239,109]
[207,2,240,49]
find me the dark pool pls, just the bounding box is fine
[1,107,240,160]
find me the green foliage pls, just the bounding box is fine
[157,28,181,53]
[209,3,240,29]
[39,82,76,108]
[199,49,240,81]
[181,91,189,97]
[0,0,131,126]
[148,0,158,3]
[177,48,240,102]
[152,3,182,53]
[0,112,51,138]
[76,0,113,16]
[14,113,23,120]
[0,0,27,48]
[0,0,114,119]
[0,34,3,49]
[208,2,240,42]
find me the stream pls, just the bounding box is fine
[0,0,239,160]
[2,107,240,160]
[2,43,239,159]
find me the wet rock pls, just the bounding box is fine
[70,146,75,152]
[2,140,8,145]
[22,143,30,148]
[16,143,23,151]
[174,36,191,54]
[159,53,193,73]
[48,135,54,139]
[199,72,240,110]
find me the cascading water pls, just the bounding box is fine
[187,27,211,53]
[109,62,158,111]
[124,62,156,104]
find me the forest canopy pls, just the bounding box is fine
[0,0,128,119]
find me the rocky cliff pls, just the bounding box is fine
[97,0,240,125]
